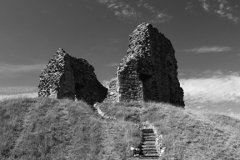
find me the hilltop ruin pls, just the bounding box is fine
[105,23,185,107]
[38,48,107,105]
[38,23,184,107]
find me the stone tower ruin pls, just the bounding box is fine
[38,48,108,105]
[106,23,185,107]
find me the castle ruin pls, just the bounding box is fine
[38,23,184,107]
[106,23,184,107]
[38,48,108,105]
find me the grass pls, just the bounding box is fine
[99,102,240,160]
[0,98,240,159]
[0,98,140,160]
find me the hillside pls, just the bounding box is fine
[0,98,240,160]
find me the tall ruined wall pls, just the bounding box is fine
[38,48,108,105]
[106,23,184,107]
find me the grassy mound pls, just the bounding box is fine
[0,98,139,160]
[99,102,240,160]
[0,98,239,160]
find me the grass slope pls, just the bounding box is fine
[0,98,139,160]
[98,102,240,160]
[0,98,240,160]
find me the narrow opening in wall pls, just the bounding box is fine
[139,74,152,101]
[75,83,84,100]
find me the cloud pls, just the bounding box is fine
[101,77,117,88]
[199,0,239,23]
[0,93,38,101]
[0,63,45,73]
[200,0,210,11]
[137,0,171,23]
[228,112,240,120]
[178,69,229,79]
[0,86,38,95]
[184,46,232,53]
[0,63,45,79]
[102,80,110,88]
[185,2,194,10]
[96,0,171,23]
[114,8,138,19]
[106,62,119,67]
[179,69,240,112]
[40,10,49,14]
[180,73,240,104]
[97,0,140,19]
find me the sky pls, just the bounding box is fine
[0,0,240,116]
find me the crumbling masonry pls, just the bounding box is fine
[38,48,107,105]
[38,23,184,107]
[106,23,185,107]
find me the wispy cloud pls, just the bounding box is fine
[0,63,45,79]
[40,10,49,14]
[184,46,232,53]
[97,0,140,19]
[137,0,171,23]
[200,0,210,11]
[199,0,240,23]
[180,72,240,104]
[96,0,171,23]
[101,77,117,88]
[178,69,236,79]
[228,112,240,120]
[102,80,110,88]
[185,2,194,11]
[0,93,37,101]
[106,62,119,67]
[0,86,38,95]
[0,63,45,73]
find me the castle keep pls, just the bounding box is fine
[106,23,184,107]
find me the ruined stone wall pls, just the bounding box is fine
[105,78,118,103]
[38,48,108,105]
[106,23,184,107]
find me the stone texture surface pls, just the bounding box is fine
[106,23,184,107]
[38,48,107,105]
[105,78,118,103]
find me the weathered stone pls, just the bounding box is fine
[38,48,108,105]
[105,23,184,107]
[105,78,118,103]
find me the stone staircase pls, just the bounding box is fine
[131,121,164,159]
[93,103,164,159]
[140,128,159,159]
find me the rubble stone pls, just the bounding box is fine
[38,48,108,105]
[105,23,184,107]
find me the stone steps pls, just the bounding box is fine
[142,133,155,136]
[94,105,162,159]
[143,138,156,141]
[143,135,156,137]
[138,128,159,159]
[142,151,158,154]
[142,132,155,135]
[142,147,157,150]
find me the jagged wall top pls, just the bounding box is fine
[118,23,151,72]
